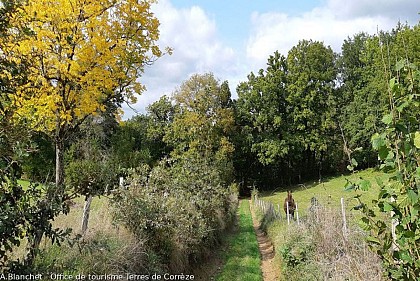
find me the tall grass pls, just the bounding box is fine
[217,200,262,281]
[255,169,387,280]
[276,206,384,280]
[32,196,164,274]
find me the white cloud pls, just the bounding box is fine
[246,0,419,70]
[326,0,419,21]
[123,0,240,118]
[123,0,420,118]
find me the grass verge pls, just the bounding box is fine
[216,200,262,281]
[253,168,386,280]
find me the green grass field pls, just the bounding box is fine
[258,168,386,218]
[216,200,262,281]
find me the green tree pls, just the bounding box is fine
[338,33,388,169]
[112,115,156,169]
[234,51,291,187]
[164,73,235,182]
[145,95,175,160]
[286,39,338,181]
[0,0,166,265]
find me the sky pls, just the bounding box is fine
[122,0,419,118]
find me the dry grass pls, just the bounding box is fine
[253,197,385,280]
[307,206,384,280]
[52,196,118,237]
[30,195,161,274]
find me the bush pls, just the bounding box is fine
[280,225,314,268]
[111,157,236,272]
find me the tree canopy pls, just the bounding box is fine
[0,0,166,187]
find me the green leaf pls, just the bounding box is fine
[351,158,358,167]
[366,236,381,245]
[359,179,371,191]
[411,208,419,222]
[400,251,414,263]
[381,114,393,125]
[414,131,420,149]
[396,101,409,112]
[378,146,390,160]
[407,190,419,204]
[395,59,405,72]
[395,123,407,134]
[389,77,397,89]
[375,177,384,188]
[371,133,385,150]
[382,202,393,212]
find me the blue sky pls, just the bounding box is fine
[123,0,419,118]
[170,0,323,47]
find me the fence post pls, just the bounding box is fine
[391,196,398,251]
[296,202,300,225]
[119,177,124,189]
[270,203,276,218]
[287,201,290,225]
[341,198,348,238]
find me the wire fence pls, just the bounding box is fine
[253,194,301,225]
[253,194,351,238]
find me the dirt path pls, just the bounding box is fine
[250,200,280,281]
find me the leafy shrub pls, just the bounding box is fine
[111,156,236,272]
[280,225,315,267]
[349,59,420,280]
[1,177,72,272]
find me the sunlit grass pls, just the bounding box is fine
[217,200,262,281]
[258,168,387,219]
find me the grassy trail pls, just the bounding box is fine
[216,200,263,281]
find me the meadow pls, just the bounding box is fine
[254,168,387,280]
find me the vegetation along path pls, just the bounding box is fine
[250,201,280,281]
[217,200,263,281]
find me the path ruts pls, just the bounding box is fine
[250,200,280,281]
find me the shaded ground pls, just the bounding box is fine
[250,200,281,281]
[192,226,237,281]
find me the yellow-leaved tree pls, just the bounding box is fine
[0,0,167,188]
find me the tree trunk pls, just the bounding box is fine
[81,195,93,236]
[24,229,44,266]
[55,137,65,189]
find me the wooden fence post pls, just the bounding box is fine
[341,198,348,238]
[287,202,290,225]
[296,202,300,225]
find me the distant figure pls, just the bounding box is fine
[283,191,296,219]
[310,196,320,210]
